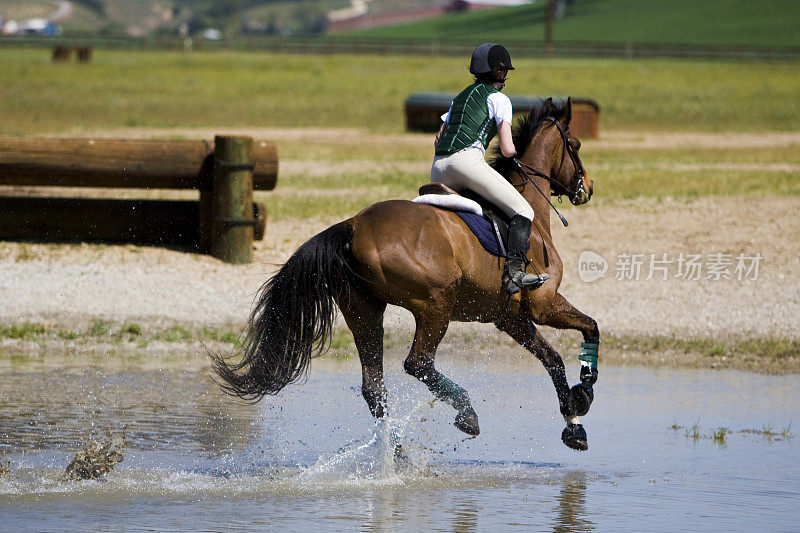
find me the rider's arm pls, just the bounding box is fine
[434,121,447,148]
[435,107,451,148]
[497,121,515,158]
[489,93,516,158]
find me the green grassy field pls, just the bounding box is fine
[1,48,799,136]
[347,0,800,48]
[262,137,800,220]
[1,47,799,219]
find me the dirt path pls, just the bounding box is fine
[2,196,797,337]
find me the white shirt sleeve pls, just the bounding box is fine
[441,104,452,124]
[487,92,513,125]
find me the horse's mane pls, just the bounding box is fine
[488,97,565,178]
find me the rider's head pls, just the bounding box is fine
[469,43,514,86]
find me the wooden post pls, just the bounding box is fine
[544,0,555,58]
[209,135,254,264]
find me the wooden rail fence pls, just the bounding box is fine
[0,135,278,264]
[3,35,796,62]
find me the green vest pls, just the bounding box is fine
[435,83,499,156]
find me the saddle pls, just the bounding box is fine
[417,183,522,258]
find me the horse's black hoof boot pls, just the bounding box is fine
[569,383,594,416]
[454,408,480,436]
[561,423,588,451]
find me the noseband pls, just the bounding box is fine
[511,116,587,205]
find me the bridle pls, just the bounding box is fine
[510,116,587,206]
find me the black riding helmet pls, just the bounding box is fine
[469,43,515,75]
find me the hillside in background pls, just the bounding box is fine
[345,0,800,48]
[0,0,452,37]
[3,0,798,51]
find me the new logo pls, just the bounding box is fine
[578,251,608,282]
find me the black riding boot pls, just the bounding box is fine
[502,215,549,295]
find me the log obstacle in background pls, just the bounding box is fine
[52,46,93,62]
[0,135,277,263]
[405,94,600,138]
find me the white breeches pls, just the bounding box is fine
[431,147,534,221]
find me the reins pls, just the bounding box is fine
[512,158,569,227]
[510,116,586,228]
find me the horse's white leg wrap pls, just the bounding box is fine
[565,415,580,425]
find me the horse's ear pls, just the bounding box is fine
[561,97,573,126]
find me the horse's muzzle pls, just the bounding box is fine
[571,175,593,205]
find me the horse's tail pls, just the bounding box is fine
[211,221,355,402]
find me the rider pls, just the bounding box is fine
[431,43,548,295]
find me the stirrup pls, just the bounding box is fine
[503,272,550,295]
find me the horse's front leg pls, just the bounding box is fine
[533,293,600,418]
[495,315,589,451]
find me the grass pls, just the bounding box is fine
[1,48,799,136]
[90,320,111,336]
[0,322,46,341]
[258,140,800,221]
[590,335,800,362]
[15,244,38,262]
[712,427,729,444]
[153,325,193,343]
[3,48,797,223]
[200,327,241,345]
[674,421,794,442]
[0,50,798,237]
[122,323,141,336]
[346,0,800,48]
[0,320,243,347]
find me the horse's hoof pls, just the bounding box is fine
[454,408,480,436]
[569,383,594,416]
[394,444,412,472]
[561,423,588,451]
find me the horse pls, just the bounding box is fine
[212,97,600,451]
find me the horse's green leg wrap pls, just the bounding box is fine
[430,373,479,435]
[579,342,599,372]
[570,342,599,417]
[429,374,470,409]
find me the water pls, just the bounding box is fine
[1,357,797,531]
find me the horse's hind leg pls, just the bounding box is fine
[495,315,588,451]
[403,290,480,436]
[337,286,388,419]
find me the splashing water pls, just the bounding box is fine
[298,400,437,485]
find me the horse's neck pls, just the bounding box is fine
[522,133,560,239]
[524,176,554,239]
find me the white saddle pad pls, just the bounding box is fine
[411,194,483,216]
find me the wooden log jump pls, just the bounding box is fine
[405,94,601,138]
[0,135,278,263]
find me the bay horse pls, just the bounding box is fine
[212,98,600,451]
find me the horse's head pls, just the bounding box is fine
[491,98,593,208]
[539,97,593,206]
